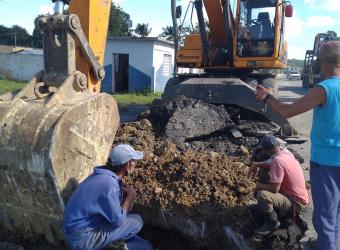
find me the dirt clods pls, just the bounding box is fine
[115,96,306,250]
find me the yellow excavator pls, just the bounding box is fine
[0,0,119,243]
[166,0,295,134]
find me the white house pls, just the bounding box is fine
[101,37,175,93]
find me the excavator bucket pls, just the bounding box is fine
[163,77,297,136]
[0,72,119,243]
[0,8,119,244]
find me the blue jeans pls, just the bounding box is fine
[310,161,340,250]
[64,214,153,250]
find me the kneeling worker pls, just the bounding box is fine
[249,135,309,237]
[63,144,153,250]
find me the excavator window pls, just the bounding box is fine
[237,0,276,57]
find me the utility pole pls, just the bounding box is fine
[14,32,17,48]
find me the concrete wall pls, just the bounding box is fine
[0,53,43,81]
[152,41,175,92]
[102,39,154,93]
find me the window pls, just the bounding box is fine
[162,54,172,76]
[237,0,277,57]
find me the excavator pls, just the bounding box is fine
[165,0,295,135]
[0,0,119,244]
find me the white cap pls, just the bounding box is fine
[108,144,144,166]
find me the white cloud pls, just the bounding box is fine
[112,0,124,5]
[307,16,337,28]
[304,0,340,12]
[39,4,53,15]
[287,44,309,60]
[285,13,304,39]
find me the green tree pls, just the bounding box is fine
[31,27,43,48]
[108,3,133,37]
[0,25,32,47]
[159,25,191,44]
[160,25,173,41]
[134,23,152,37]
[0,25,12,45]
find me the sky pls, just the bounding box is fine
[0,0,339,60]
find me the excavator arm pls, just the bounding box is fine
[69,0,112,93]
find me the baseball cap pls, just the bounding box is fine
[260,135,280,150]
[108,144,144,166]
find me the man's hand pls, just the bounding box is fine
[248,163,259,178]
[122,186,137,213]
[256,84,272,101]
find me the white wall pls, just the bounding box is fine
[104,39,154,92]
[152,42,175,92]
[0,54,43,81]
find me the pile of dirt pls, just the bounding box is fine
[114,119,256,249]
[115,96,306,250]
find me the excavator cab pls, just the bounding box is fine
[238,2,276,57]
[234,0,292,68]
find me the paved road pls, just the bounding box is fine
[278,79,312,173]
[278,79,317,247]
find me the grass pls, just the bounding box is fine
[0,79,162,105]
[0,79,25,95]
[113,92,162,105]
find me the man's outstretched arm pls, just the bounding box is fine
[256,85,326,118]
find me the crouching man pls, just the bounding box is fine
[63,144,153,250]
[248,135,309,237]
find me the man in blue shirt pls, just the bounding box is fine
[255,41,340,250]
[63,144,153,250]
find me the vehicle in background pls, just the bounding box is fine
[288,71,301,81]
[302,31,340,88]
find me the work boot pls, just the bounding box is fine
[255,210,280,237]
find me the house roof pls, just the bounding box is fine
[107,36,174,47]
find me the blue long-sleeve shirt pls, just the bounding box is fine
[63,167,126,234]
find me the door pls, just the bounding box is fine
[112,53,129,93]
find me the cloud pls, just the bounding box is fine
[39,4,53,15]
[307,16,337,28]
[112,0,124,5]
[304,0,340,12]
[285,13,304,39]
[287,44,308,60]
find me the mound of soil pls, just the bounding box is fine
[115,97,306,250]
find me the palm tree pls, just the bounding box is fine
[134,23,152,37]
[160,25,174,41]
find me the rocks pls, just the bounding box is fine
[143,96,286,159]
[231,129,243,139]
[147,96,234,142]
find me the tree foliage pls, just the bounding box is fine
[108,3,133,37]
[159,24,198,44]
[134,23,152,37]
[0,25,35,47]
[31,27,43,48]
